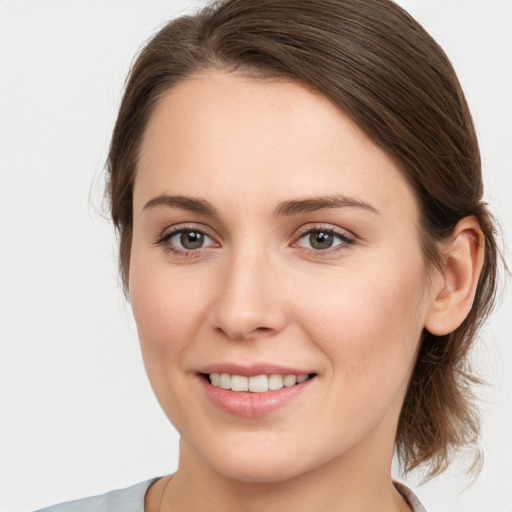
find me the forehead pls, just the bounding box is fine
[134,71,417,221]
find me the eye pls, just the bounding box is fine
[157,226,217,254]
[172,230,208,250]
[295,227,354,252]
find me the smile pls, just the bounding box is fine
[199,369,317,417]
[208,373,311,392]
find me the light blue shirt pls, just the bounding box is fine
[34,478,159,512]
[34,478,426,511]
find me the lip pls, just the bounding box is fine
[197,363,316,418]
[198,362,313,377]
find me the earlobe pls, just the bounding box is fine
[425,216,485,336]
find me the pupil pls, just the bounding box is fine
[310,231,333,250]
[181,231,204,249]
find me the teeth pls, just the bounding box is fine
[231,375,249,392]
[283,375,297,387]
[268,374,284,390]
[249,375,268,393]
[208,373,310,392]
[220,373,231,389]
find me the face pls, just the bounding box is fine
[130,71,437,483]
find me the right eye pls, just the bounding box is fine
[157,227,217,254]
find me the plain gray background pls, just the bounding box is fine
[1,1,511,510]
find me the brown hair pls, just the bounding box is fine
[107,0,498,478]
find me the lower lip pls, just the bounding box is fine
[199,376,315,417]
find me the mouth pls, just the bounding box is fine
[197,369,317,417]
[201,372,317,393]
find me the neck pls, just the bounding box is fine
[157,438,411,512]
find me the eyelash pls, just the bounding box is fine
[293,224,355,256]
[155,223,217,257]
[155,223,356,258]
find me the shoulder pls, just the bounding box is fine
[33,478,160,512]
[394,481,427,512]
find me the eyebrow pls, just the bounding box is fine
[143,194,218,215]
[274,195,379,216]
[142,193,379,217]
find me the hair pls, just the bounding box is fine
[107,0,499,479]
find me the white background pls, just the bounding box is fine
[0,1,510,511]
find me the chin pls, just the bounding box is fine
[191,432,320,484]
[211,454,307,483]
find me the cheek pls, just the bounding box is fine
[128,259,218,426]
[294,254,429,394]
[129,260,213,359]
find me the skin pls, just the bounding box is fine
[129,71,482,511]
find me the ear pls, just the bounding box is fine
[425,216,485,336]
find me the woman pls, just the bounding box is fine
[34,0,499,510]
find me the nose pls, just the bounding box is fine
[209,248,287,341]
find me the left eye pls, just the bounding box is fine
[296,229,349,250]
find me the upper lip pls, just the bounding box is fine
[198,363,315,377]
